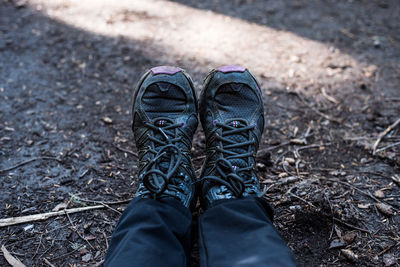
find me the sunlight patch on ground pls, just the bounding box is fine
[31,0,365,89]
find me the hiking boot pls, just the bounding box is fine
[199,65,264,209]
[132,66,198,209]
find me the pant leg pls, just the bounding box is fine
[198,197,297,267]
[104,197,192,267]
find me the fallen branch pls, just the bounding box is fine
[373,117,400,155]
[0,157,61,173]
[0,205,104,228]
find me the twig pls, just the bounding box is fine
[0,205,104,228]
[68,195,130,214]
[114,145,138,157]
[43,258,55,267]
[333,218,371,234]
[321,87,339,104]
[375,141,400,153]
[65,212,95,250]
[376,243,396,257]
[326,178,399,212]
[295,143,331,157]
[103,232,109,249]
[373,117,400,154]
[257,141,290,155]
[294,92,343,123]
[289,192,318,209]
[0,157,61,173]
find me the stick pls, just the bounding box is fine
[375,141,400,153]
[326,178,399,213]
[1,245,26,267]
[0,157,61,173]
[294,92,343,123]
[0,205,104,228]
[373,118,400,154]
[43,258,55,267]
[65,212,95,250]
[114,145,138,157]
[333,218,371,234]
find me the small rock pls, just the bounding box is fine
[341,249,358,262]
[102,117,113,124]
[383,253,396,266]
[329,239,346,249]
[285,157,296,165]
[25,139,34,146]
[374,190,385,199]
[329,170,346,176]
[23,224,34,232]
[256,162,266,170]
[372,36,381,48]
[82,253,92,262]
[376,203,394,216]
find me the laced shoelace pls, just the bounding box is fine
[203,119,257,197]
[139,118,188,197]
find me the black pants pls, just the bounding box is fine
[104,197,297,267]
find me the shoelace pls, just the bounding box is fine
[139,118,187,197]
[203,119,257,197]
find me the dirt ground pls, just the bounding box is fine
[0,0,399,266]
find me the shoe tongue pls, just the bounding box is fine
[223,120,249,170]
[142,82,186,119]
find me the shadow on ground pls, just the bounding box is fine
[0,0,399,266]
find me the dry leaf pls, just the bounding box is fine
[342,232,357,244]
[358,203,370,209]
[341,249,358,262]
[52,202,68,212]
[1,245,26,267]
[376,203,394,216]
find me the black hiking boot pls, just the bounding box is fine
[132,66,198,209]
[199,65,265,209]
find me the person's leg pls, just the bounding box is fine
[198,65,297,266]
[105,197,192,267]
[199,197,297,267]
[104,66,199,266]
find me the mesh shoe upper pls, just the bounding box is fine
[132,66,198,209]
[199,66,264,209]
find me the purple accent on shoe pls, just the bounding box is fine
[150,66,181,75]
[217,65,246,73]
[233,121,239,128]
[181,121,186,128]
[232,165,237,171]
[213,119,218,126]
